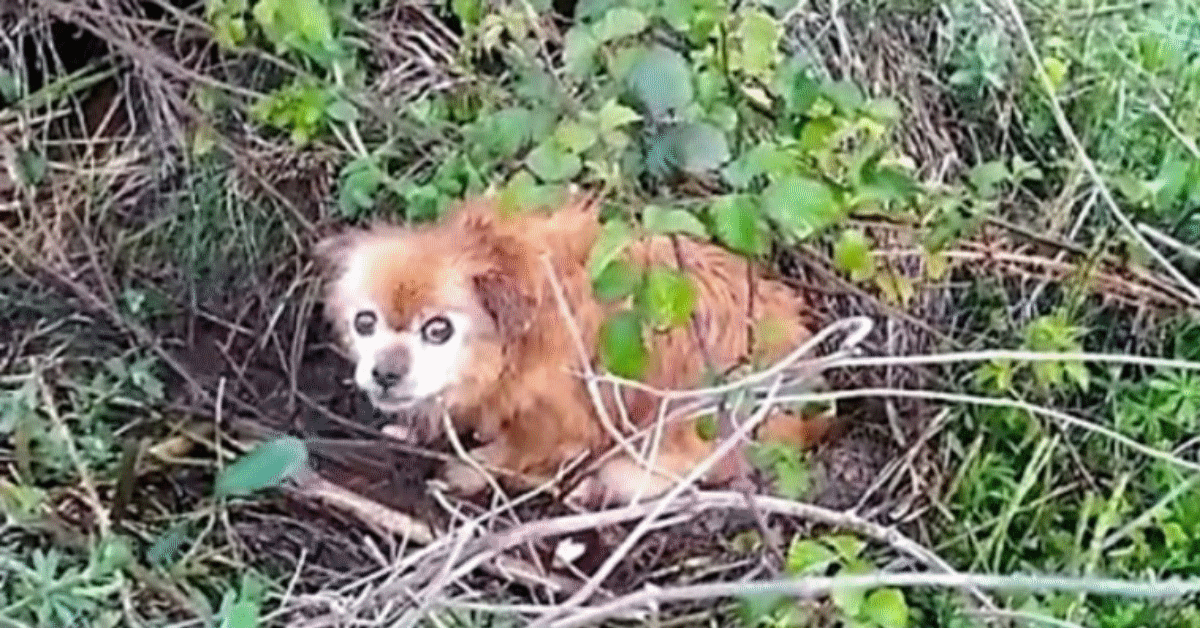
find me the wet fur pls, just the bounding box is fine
[315,193,840,505]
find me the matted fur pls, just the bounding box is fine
[314,193,840,505]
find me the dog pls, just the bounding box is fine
[314,192,840,506]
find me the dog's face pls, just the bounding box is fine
[315,196,600,424]
[316,231,507,414]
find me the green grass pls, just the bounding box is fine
[3,0,1200,625]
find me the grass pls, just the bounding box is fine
[3,0,1200,625]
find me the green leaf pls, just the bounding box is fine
[646,122,731,177]
[637,267,697,329]
[736,593,789,626]
[710,194,765,256]
[600,309,649,379]
[798,115,837,151]
[290,0,333,45]
[214,435,308,498]
[592,259,642,302]
[762,175,842,240]
[833,229,876,281]
[497,169,544,214]
[863,588,909,628]
[574,0,619,20]
[96,535,134,573]
[695,414,717,441]
[1064,360,1090,392]
[859,165,920,205]
[146,520,192,568]
[821,79,865,113]
[832,583,866,618]
[553,119,599,154]
[968,160,1009,197]
[1042,55,1068,92]
[772,454,810,500]
[595,7,648,43]
[0,68,21,102]
[625,44,694,119]
[788,70,820,116]
[676,122,731,173]
[785,538,837,575]
[722,142,791,189]
[597,99,642,131]
[823,534,867,560]
[15,149,46,187]
[563,25,600,77]
[338,157,382,216]
[222,600,259,628]
[252,0,334,57]
[642,205,708,237]
[326,99,358,123]
[587,218,634,279]
[737,9,781,79]
[451,0,484,26]
[485,107,535,157]
[865,97,902,123]
[525,141,582,182]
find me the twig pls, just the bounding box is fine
[595,348,1200,399]
[34,366,111,538]
[1146,102,1200,159]
[580,317,875,400]
[545,572,1200,628]
[1101,473,1200,551]
[829,349,1200,374]
[293,473,435,545]
[1137,223,1200,263]
[705,387,1200,475]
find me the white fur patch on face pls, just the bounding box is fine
[333,250,474,413]
[351,311,472,412]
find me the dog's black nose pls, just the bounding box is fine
[372,367,402,388]
[371,345,411,389]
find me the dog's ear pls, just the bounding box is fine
[469,231,540,339]
[312,231,359,277]
[448,197,498,235]
[543,193,602,264]
[472,268,538,339]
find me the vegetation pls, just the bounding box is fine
[2,0,1200,625]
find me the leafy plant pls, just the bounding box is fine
[738,533,912,627]
[0,538,132,627]
[214,435,310,498]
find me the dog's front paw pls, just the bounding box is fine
[563,474,610,509]
[438,459,491,495]
[380,423,413,441]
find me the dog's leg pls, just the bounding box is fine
[440,440,511,495]
[757,405,844,450]
[566,454,696,507]
[439,438,553,496]
[566,407,843,508]
[565,422,719,507]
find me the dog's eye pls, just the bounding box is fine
[353,311,377,336]
[420,316,454,344]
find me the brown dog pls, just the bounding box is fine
[314,192,838,505]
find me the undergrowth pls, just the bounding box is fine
[2,0,1200,625]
